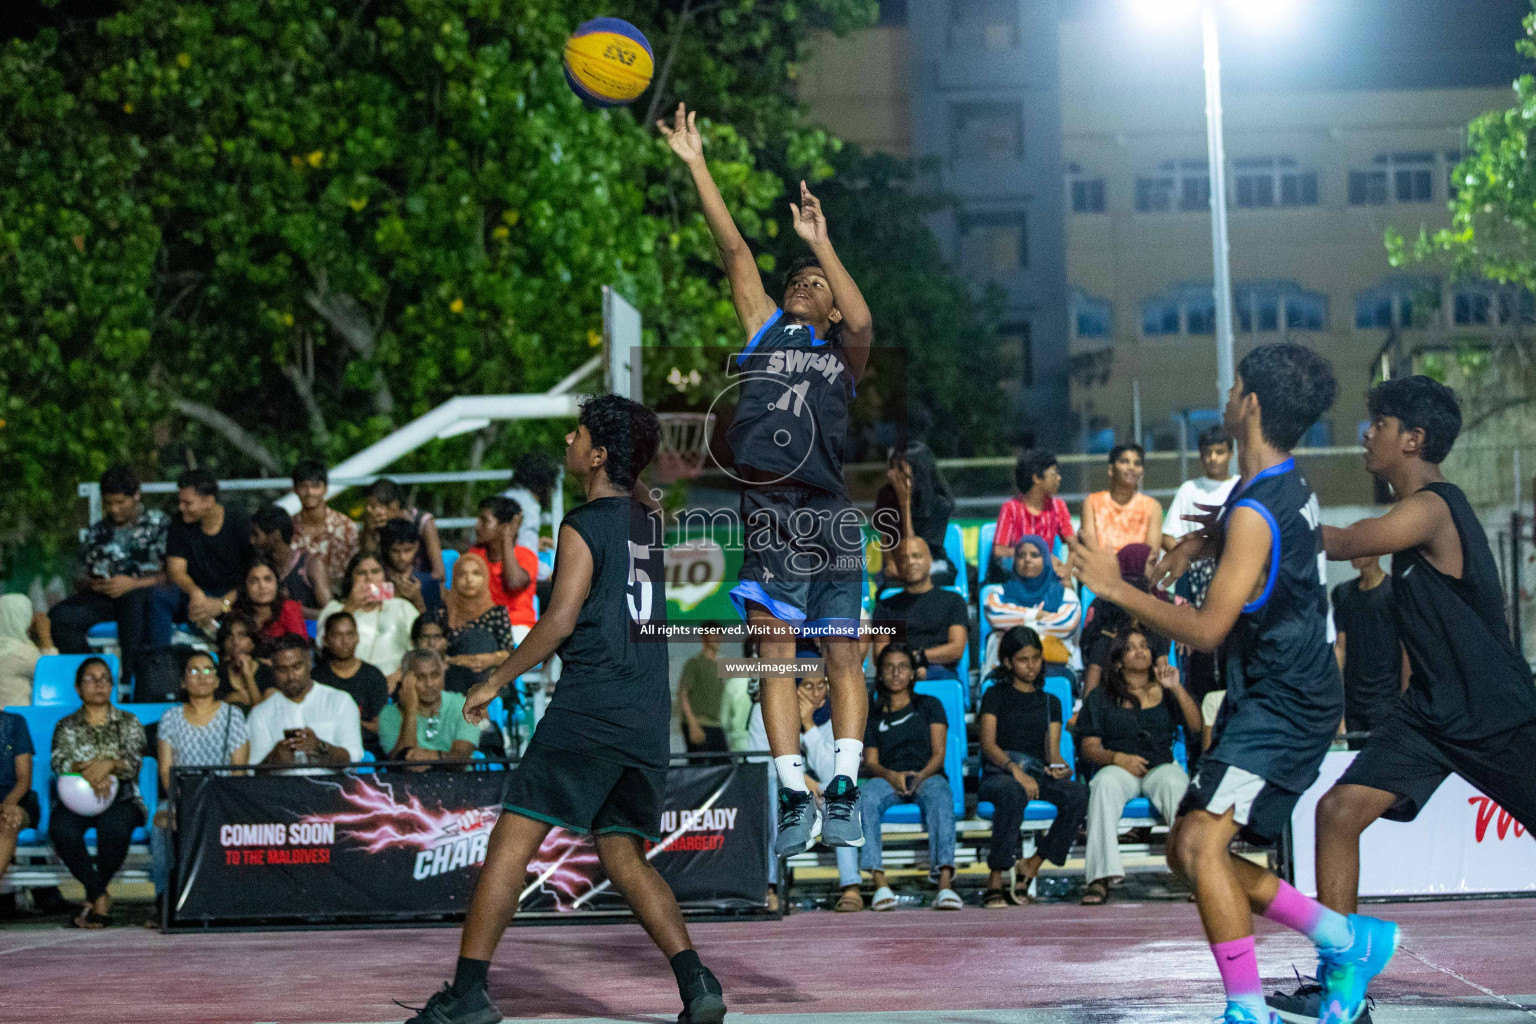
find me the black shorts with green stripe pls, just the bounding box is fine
[502,740,666,843]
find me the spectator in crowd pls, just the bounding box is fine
[232,558,307,645]
[1077,629,1202,906]
[1201,689,1225,754]
[0,594,56,707]
[748,671,832,914]
[411,615,477,696]
[874,411,957,585]
[469,497,539,642]
[993,450,1075,576]
[1159,427,1237,703]
[214,615,273,709]
[0,707,37,892]
[155,468,253,641]
[836,645,960,912]
[503,452,560,553]
[316,552,420,678]
[48,657,146,928]
[1081,543,1172,696]
[679,623,729,755]
[871,537,968,680]
[424,551,514,675]
[1331,554,1402,749]
[379,518,443,616]
[360,478,446,583]
[289,459,358,585]
[246,634,364,768]
[148,651,249,927]
[379,649,479,764]
[976,627,1087,909]
[313,612,390,758]
[719,641,757,753]
[250,504,331,616]
[982,535,1083,675]
[48,465,168,686]
[1081,443,1163,557]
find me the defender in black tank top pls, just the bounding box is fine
[399,395,727,1024]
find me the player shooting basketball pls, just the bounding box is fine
[660,102,875,854]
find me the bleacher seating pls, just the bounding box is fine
[880,677,966,825]
[442,548,460,588]
[31,653,121,706]
[942,522,968,599]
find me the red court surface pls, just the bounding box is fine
[2,899,1532,1023]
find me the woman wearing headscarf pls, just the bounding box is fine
[0,593,57,707]
[1080,542,1174,696]
[982,535,1083,676]
[423,551,513,691]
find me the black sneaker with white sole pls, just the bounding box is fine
[773,787,822,857]
[819,775,864,848]
[399,983,503,1024]
[1268,969,1373,1024]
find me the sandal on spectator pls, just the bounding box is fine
[982,887,1012,909]
[933,888,963,911]
[870,885,898,911]
[69,907,110,929]
[835,888,864,913]
[1080,880,1110,905]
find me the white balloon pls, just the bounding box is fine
[56,773,118,817]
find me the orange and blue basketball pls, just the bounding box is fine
[563,18,654,107]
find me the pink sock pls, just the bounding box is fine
[1212,936,1267,1019]
[1262,880,1352,949]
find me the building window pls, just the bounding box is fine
[1354,277,1438,330]
[1452,283,1536,326]
[999,321,1033,387]
[1185,292,1216,334]
[1136,159,1208,213]
[1348,170,1388,206]
[1066,163,1106,214]
[1140,284,1215,337]
[1352,152,1444,206]
[1235,283,1327,333]
[1445,150,1464,199]
[1072,290,1113,338]
[1234,157,1318,209]
[959,210,1028,276]
[951,102,1023,162]
[949,0,1017,51]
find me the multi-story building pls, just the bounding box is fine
[799,1,1523,452]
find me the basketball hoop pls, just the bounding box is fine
[656,412,715,485]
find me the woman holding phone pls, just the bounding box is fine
[315,552,419,679]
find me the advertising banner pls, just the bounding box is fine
[172,760,769,925]
[1291,751,1535,897]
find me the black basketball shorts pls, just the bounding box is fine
[730,483,864,634]
[502,740,666,843]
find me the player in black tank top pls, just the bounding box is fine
[400,396,727,1024]
[1296,377,1536,1022]
[663,103,877,855]
[1074,344,1395,1024]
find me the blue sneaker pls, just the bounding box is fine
[1218,1002,1282,1024]
[1316,914,1399,1024]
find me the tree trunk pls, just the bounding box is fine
[173,398,284,474]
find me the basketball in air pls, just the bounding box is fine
[563,18,654,106]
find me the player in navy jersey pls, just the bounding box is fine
[662,103,875,853]
[1072,344,1392,1024]
[401,396,726,1024]
[1266,376,1536,1024]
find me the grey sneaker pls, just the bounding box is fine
[400,983,502,1024]
[1268,969,1374,1024]
[773,787,822,857]
[819,775,865,848]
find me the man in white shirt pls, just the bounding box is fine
[1162,425,1240,553]
[248,633,365,768]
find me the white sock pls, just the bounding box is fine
[833,739,864,782]
[774,755,808,792]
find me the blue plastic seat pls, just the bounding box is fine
[305,618,318,640]
[880,677,966,825]
[1122,796,1156,820]
[31,654,121,706]
[942,522,968,600]
[442,548,460,589]
[86,621,119,641]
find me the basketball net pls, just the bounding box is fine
[655,412,715,486]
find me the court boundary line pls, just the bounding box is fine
[1401,946,1536,1020]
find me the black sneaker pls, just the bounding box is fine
[398,983,503,1024]
[773,787,822,857]
[1268,969,1374,1024]
[820,775,864,848]
[678,964,727,1024]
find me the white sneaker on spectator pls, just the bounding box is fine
[871,885,898,911]
[933,888,963,911]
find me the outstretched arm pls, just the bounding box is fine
[659,103,777,338]
[1069,505,1273,653]
[1322,489,1445,561]
[790,180,873,380]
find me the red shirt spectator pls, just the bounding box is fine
[259,599,308,642]
[467,544,538,626]
[471,497,538,629]
[995,495,1074,552]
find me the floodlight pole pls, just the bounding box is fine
[1201,3,1236,408]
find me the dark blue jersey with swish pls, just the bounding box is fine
[727,308,856,496]
[1212,459,1344,792]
